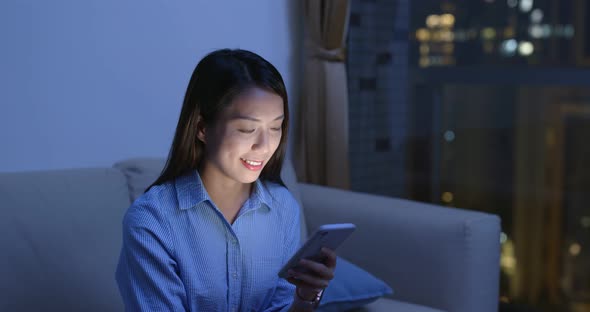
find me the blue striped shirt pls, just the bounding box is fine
[115,170,300,312]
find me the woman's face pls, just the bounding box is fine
[200,87,284,184]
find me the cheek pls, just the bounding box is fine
[208,130,240,155]
[271,134,282,151]
[219,133,253,153]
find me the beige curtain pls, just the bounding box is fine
[295,0,351,189]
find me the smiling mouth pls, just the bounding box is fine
[240,158,263,166]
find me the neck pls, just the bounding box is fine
[198,162,252,218]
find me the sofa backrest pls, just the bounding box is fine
[0,158,308,311]
[0,168,129,311]
[113,157,309,240]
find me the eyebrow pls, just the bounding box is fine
[230,114,284,122]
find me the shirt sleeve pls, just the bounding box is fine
[115,205,188,312]
[263,200,301,312]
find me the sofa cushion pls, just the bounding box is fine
[0,168,129,311]
[112,157,165,202]
[113,157,309,240]
[317,257,393,312]
[350,298,446,312]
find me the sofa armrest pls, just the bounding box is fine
[298,183,500,312]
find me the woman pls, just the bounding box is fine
[115,49,336,311]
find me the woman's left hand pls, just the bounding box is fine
[286,247,337,300]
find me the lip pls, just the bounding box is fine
[240,158,264,171]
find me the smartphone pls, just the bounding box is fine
[278,223,356,279]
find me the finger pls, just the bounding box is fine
[320,247,337,268]
[286,277,322,291]
[286,277,303,287]
[299,259,334,280]
[286,276,321,290]
[289,271,330,289]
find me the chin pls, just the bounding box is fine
[237,171,261,184]
[237,177,258,184]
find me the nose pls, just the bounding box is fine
[252,129,270,154]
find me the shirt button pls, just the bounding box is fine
[232,272,238,278]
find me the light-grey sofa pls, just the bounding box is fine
[0,158,500,312]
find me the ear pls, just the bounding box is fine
[196,115,206,144]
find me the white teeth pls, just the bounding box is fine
[242,158,262,166]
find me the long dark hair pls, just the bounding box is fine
[147,49,289,191]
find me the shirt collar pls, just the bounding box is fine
[174,170,273,211]
[175,170,210,210]
[251,179,273,210]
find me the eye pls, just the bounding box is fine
[271,127,282,132]
[238,129,255,134]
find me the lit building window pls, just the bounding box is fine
[410,0,579,67]
[441,191,454,203]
